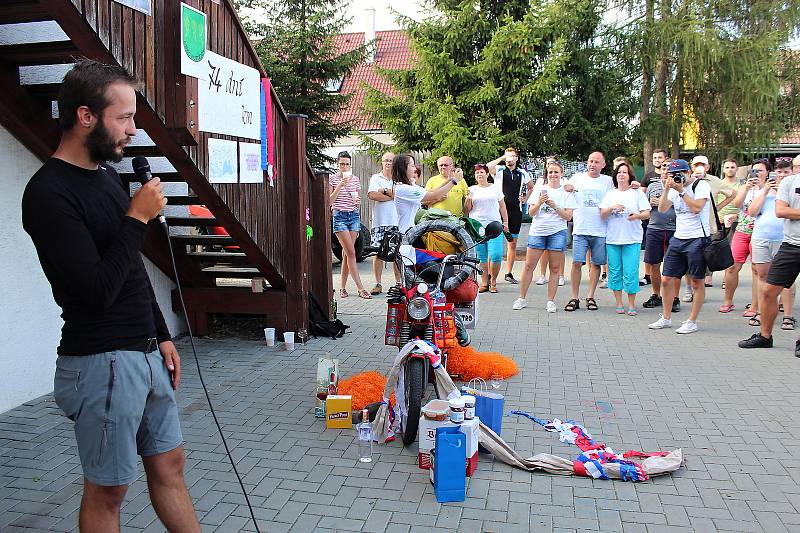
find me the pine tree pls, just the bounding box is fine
[236,0,368,169]
[364,0,637,166]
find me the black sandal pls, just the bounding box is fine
[564,298,580,312]
[749,313,761,326]
[586,297,599,311]
[783,316,796,330]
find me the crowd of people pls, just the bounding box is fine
[330,148,800,357]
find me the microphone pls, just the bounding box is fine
[131,156,169,233]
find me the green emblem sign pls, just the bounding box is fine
[182,4,206,63]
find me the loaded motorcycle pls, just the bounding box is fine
[364,220,503,445]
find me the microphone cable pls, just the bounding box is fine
[132,154,261,532]
[164,236,261,532]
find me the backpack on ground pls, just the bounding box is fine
[309,293,349,339]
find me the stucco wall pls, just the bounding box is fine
[0,126,185,414]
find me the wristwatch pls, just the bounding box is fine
[451,178,459,186]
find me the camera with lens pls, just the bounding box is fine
[671,172,686,184]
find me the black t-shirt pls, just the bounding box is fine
[641,170,660,188]
[22,158,170,356]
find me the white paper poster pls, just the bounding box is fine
[113,0,151,15]
[180,3,207,79]
[239,142,263,183]
[198,51,262,140]
[207,138,238,183]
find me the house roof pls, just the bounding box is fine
[332,30,414,131]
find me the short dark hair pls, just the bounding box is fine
[722,158,738,166]
[751,158,772,171]
[473,163,489,173]
[612,162,635,188]
[57,59,138,131]
[337,151,351,161]
[391,154,416,185]
[653,148,668,157]
[776,160,792,170]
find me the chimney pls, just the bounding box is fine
[365,7,376,64]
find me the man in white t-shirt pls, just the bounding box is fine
[367,152,399,294]
[648,159,712,334]
[562,152,613,311]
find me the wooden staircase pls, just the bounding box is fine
[0,0,333,336]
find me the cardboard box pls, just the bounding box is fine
[325,395,352,429]
[418,415,480,476]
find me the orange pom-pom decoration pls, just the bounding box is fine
[445,345,518,383]
[337,371,396,411]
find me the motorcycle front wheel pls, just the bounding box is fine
[402,357,426,446]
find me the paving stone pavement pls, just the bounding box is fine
[2,254,800,532]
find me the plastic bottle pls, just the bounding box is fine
[357,409,373,463]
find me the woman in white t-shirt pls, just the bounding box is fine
[464,164,509,293]
[513,162,577,313]
[389,154,464,233]
[599,162,651,315]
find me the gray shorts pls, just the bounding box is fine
[751,239,782,264]
[54,349,183,486]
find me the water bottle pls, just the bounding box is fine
[357,409,373,463]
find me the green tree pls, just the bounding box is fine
[625,0,800,171]
[364,0,637,166]
[236,0,368,169]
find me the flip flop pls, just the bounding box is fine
[615,307,626,314]
[489,285,498,293]
[340,288,349,298]
[627,308,638,316]
[718,304,736,313]
[370,283,383,295]
[479,285,489,293]
[742,309,758,318]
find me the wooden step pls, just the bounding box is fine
[120,171,185,182]
[170,235,235,246]
[0,41,78,66]
[165,195,201,206]
[183,251,252,265]
[165,216,219,226]
[0,2,51,24]
[202,266,261,278]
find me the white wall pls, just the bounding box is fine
[0,126,64,413]
[0,126,185,414]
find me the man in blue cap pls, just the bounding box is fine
[648,159,712,334]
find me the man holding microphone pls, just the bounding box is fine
[21,61,198,532]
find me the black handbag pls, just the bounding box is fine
[693,180,734,272]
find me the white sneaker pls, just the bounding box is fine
[676,320,698,334]
[535,276,547,285]
[512,298,527,310]
[546,301,557,313]
[558,276,565,286]
[648,315,672,329]
[682,292,694,303]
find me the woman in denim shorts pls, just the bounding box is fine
[513,162,577,312]
[330,152,371,299]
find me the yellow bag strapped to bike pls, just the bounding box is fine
[421,231,463,255]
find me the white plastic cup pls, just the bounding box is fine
[264,327,275,347]
[283,331,295,351]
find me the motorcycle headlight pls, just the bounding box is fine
[407,297,431,320]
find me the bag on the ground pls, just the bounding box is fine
[693,180,733,272]
[309,293,349,339]
[462,378,504,453]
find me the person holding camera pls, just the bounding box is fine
[720,159,769,314]
[738,162,800,356]
[642,158,681,312]
[425,155,469,216]
[648,159,712,334]
[512,161,577,312]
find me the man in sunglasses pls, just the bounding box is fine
[642,159,680,312]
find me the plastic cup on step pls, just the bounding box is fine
[283,331,295,351]
[264,327,275,347]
